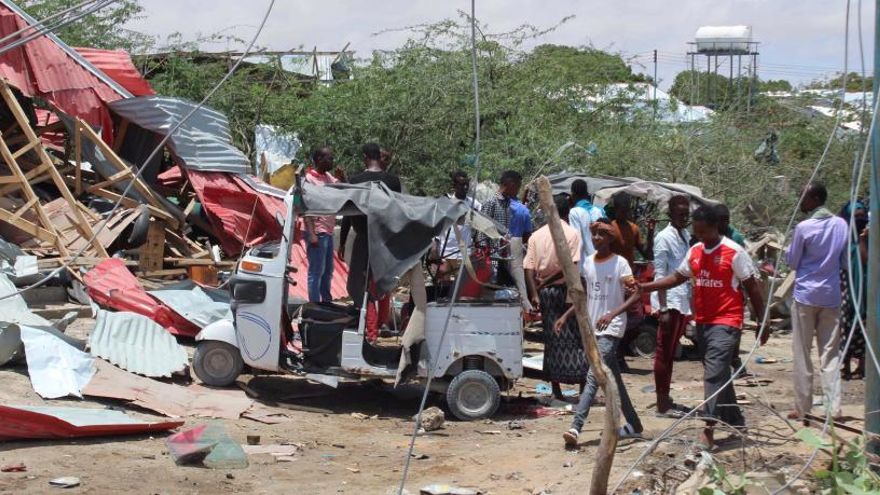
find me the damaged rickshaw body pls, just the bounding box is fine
[194,177,521,421]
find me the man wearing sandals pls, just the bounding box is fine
[640,206,768,450]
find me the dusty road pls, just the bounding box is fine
[0,320,865,494]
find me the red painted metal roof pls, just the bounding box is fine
[83,258,201,337]
[187,171,349,301]
[0,5,130,141]
[75,47,154,97]
[0,404,183,441]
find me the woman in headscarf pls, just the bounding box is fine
[839,200,868,379]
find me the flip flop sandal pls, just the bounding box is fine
[655,408,689,419]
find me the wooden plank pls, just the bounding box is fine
[76,120,181,229]
[86,169,133,193]
[165,258,236,267]
[0,208,57,243]
[10,140,38,160]
[0,175,19,184]
[140,268,187,278]
[0,162,50,196]
[74,123,82,196]
[112,120,128,152]
[90,188,177,223]
[139,219,166,273]
[9,196,39,223]
[0,83,102,257]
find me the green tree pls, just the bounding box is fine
[14,0,151,51]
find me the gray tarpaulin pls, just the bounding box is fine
[108,96,251,174]
[149,287,232,329]
[543,173,715,209]
[301,181,503,294]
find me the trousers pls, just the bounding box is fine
[306,233,334,303]
[654,309,688,402]
[570,335,642,433]
[698,324,744,427]
[791,301,842,417]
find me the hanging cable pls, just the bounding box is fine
[0,0,101,47]
[0,0,277,303]
[396,1,484,493]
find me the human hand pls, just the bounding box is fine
[337,247,345,261]
[647,218,657,233]
[657,310,671,327]
[530,295,541,311]
[756,325,770,346]
[553,317,565,334]
[309,232,319,246]
[596,312,614,331]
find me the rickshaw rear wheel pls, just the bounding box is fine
[193,341,244,387]
[630,324,657,358]
[446,369,501,421]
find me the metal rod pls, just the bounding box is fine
[866,0,880,456]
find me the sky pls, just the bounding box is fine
[126,0,874,90]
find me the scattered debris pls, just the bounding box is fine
[0,404,182,441]
[83,360,252,419]
[420,484,480,495]
[246,435,260,445]
[418,407,445,432]
[507,420,525,430]
[88,310,188,377]
[48,477,81,489]
[0,463,25,472]
[166,424,248,469]
[18,324,95,399]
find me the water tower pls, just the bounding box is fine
[687,25,759,110]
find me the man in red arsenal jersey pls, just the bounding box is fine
[640,206,768,450]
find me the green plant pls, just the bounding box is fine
[798,428,880,494]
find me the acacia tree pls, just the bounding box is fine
[14,0,152,51]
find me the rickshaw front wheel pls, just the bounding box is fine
[193,341,244,387]
[445,369,501,421]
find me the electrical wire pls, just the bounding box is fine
[611,1,855,490]
[0,0,101,47]
[397,1,483,493]
[0,0,119,56]
[0,0,277,304]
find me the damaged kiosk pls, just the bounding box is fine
[194,176,523,420]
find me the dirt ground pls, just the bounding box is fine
[0,319,867,495]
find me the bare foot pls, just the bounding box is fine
[698,427,714,451]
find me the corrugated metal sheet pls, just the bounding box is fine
[89,310,188,378]
[148,287,231,329]
[0,404,183,441]
[187,172,348,301]
[0,2,129,141]
[108,96,250,174]
[75,47,154,97]
[83,258,200,337]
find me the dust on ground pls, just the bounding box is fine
[0,320,864,494]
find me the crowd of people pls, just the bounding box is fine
[301,148,869,451]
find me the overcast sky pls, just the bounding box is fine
[127,0,873,90]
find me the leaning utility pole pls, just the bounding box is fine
[866,0,880,455]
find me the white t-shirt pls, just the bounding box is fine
[583,253,633,338]
[435,197,482,260]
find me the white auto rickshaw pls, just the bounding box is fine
[192,176,522,420]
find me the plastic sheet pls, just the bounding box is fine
[166,423,248,469]
[19,325,95,399]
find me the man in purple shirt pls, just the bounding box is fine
[785,182,848,421]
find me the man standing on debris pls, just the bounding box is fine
[640,205,767,450]
[651,194,692,418]
[524,194,587,401]
[556,219,644,446]
[339,143,403,342]
[303,147,338,303]
[716,203,750,379]
[568,179,606,262]
[785,182,848,422]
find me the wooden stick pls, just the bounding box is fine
[535,176,621,495]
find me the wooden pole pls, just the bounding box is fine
[535,176,621,495]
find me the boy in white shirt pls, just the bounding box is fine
[555,219,644,446]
